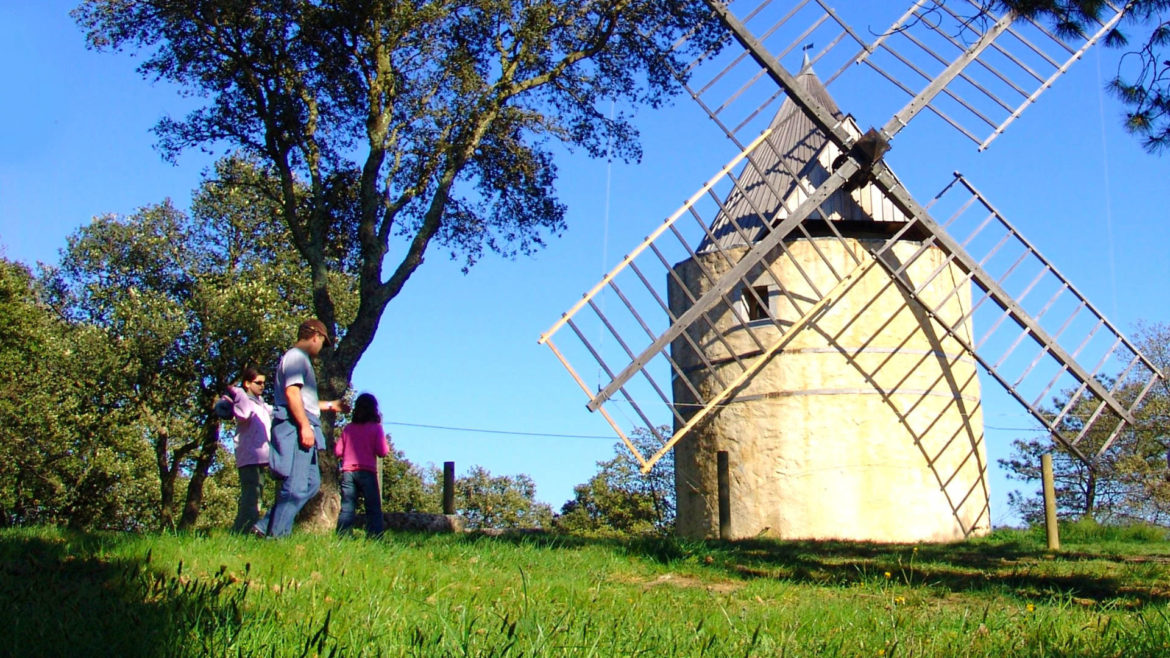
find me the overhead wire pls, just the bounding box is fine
[383,420,614,440]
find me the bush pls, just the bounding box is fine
[1046,517,1169,543]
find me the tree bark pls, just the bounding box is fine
[177,416,221,530]
[155,425,176,531]
[295,412,342,533]
[1084,470,1098,518]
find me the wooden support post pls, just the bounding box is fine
[443,461,455,515]
[376,458,384,510]
[717,451,731,540]
[1041,453,1060,551]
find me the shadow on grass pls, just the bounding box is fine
[707,536,1170,605]
[451,529,1170,606]
[0,530,253,656]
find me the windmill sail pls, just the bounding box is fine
[539,0,1161,481]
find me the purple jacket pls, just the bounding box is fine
[222,386,273,468]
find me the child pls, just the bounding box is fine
[335,393,390,536]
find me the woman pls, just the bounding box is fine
[217,366,274,534]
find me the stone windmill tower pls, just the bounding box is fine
[668,58,984,542]
[540,1,1162,541]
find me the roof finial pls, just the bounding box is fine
[801,43,815,71]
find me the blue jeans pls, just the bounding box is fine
[336,470,383,537]
[256,438,321,538]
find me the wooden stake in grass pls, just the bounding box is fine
[1042,453,1060,551]
[443,461,455,515]
[718,451,731,540]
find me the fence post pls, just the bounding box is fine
[717,450,731,540]
[443,461,455,515]
[1041,453,1060,551]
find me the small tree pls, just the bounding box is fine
[999,435,1107,523]
[1000,323,1170,524]
[44,159,327,529]
[455,466,554,530]
[558,427,675,535]
[0,257,156,530]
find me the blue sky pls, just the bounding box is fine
[3,2,1169,527]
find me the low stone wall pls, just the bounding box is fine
[381,512,466,533]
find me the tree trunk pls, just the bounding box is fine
[155,426,176,531]
[296,448,341,533]
[1084,469,1098,518]
[177,417,221,530]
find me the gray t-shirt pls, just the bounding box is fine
[274,347,320,417]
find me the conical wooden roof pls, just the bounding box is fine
[698,61,910,254]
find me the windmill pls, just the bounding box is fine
[539,1,1163,541]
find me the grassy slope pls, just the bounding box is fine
[2,525,1169,656]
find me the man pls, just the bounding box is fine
[256,319,349,537]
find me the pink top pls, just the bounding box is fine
[334,422,389,472]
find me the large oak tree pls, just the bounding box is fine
[75,0,722,389]
[75,0,724,525]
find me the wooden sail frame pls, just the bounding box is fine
[539,0,1161,473]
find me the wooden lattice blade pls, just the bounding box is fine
[540,0,1155,471]
[683,0,1131,151]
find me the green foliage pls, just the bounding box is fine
[452,465,554,530]
[558,426,676,535]
[193,157,360,332]
[0,258,157,530]
[1053,516,1170,543]
[381,443,440,514]
[191,456,248,532]
[32,158,321,531]
[993,0,1170,152]
[73,0,729,400]
[5,526,1170,655]
[380,452,555,525]
[1000,435,1099,522]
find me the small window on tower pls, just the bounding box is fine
[744,285,771,321]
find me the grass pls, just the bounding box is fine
[2,524,1169,656]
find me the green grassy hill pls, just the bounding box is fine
[3,524,1169,656]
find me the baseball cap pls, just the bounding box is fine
[299,318,332,345]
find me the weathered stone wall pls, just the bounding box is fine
[669,237,989,542]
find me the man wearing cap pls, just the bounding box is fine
[256,318,349,537]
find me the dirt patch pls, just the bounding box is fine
[630,572,743,594]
